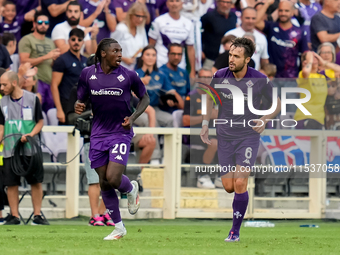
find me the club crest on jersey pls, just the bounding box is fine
[246,80,254,88]
[117,74,125,82]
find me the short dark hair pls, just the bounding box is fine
[221,35,236,45]
[3,1,15,7]
[94,38,119,71]
[34,11,48,22]
[230,37,256,59]
[69,28,84,39]
[1,32,16,46]
[67,0,82,11]
[168,43,183,53]
[137,45,158,71]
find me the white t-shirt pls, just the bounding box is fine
[10,53,20,73]
[148,13,194,69]
[224,27,269,70]
[51,21,91,54]
[110,22,148,70]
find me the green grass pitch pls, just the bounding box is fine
[1,218,339,255]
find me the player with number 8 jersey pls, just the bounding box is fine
[200,38,281,242]
[76,38,149,240]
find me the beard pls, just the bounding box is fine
[71,45,80,52]
[67,17,80,26]
[229,61,246,73]
[36,27,47,35]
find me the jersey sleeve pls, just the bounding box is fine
[18,36,32,54]
[77,68,90,102]
[263,21,271,36]
[52,56,65,72]
[131,71,146,99]
[148,19,160,41]
[51,24,64,41]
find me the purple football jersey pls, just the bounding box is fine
[0,16,25,45]
[77,63,146,149]
[79,0,116,43]
[114,0,136,12]
[212,67,274,140]
[296,1,321,42]
[12,0,39,17]
[264,21,308,78]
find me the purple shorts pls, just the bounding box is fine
[89,136,132,169]
[217,137,260,176]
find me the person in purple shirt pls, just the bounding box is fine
[294,0,321,46]
[0,1,35,49]
[78,0,117,43]
[75,38,150,240]
[156,0,168,15]
[200,38,281,242]
[11,0,39,18]
[256,0,308,113]
[256,0,308,78]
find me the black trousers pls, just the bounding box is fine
[0,165,8,211]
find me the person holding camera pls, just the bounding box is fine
[51,28,88,124]
[0,71,48,225]
[75,38,150,240]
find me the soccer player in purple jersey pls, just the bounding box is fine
[75,38,150,240]
[200,37,281,242]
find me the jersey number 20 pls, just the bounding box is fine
[112,143,127,155]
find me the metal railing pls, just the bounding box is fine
[42,126,339,219]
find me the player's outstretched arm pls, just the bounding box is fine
[253,97,281,134]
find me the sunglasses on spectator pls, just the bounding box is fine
[70,37,83,42]
[169,52,183,56]
[134,14,147,19]
[37,20,49,25]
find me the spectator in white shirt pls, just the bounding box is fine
[148,0,196,78]
[224,7,269,70]
[110,1,148,70]
[51,1,98,54]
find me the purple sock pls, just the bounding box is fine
[118,175,133,193]
[231,191,249,236]
[101,189,121,224]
